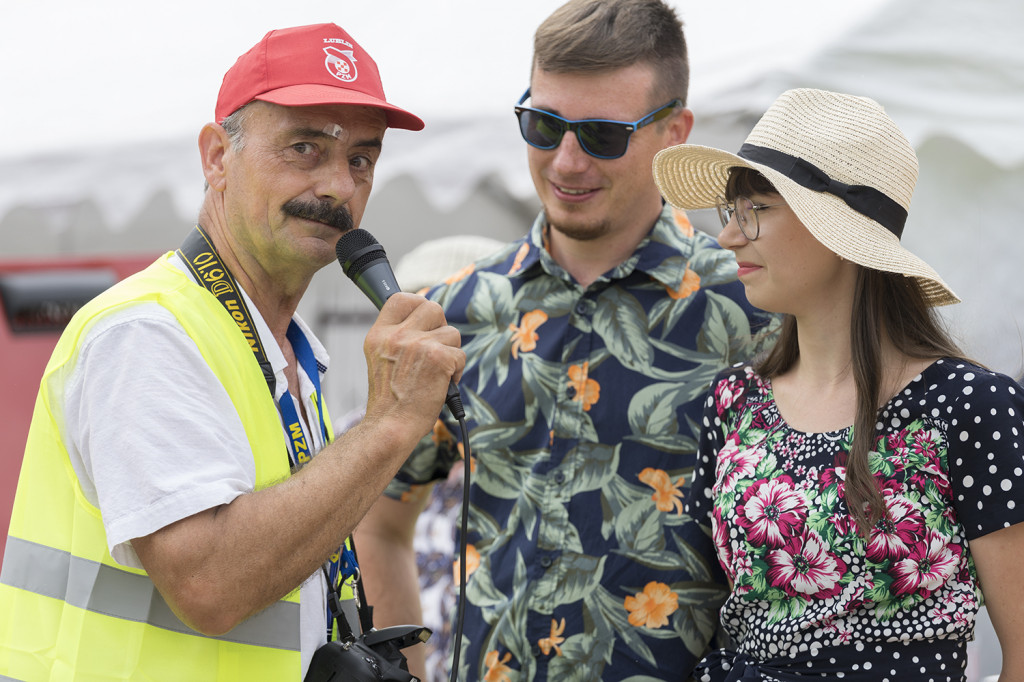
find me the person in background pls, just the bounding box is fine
[0,23,463,681]
[652,87,1024,680]
[354,1,775,680]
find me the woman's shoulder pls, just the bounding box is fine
[917,357,1022,398]
[908,357,1024,427]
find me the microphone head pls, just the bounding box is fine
[336,229,387,279]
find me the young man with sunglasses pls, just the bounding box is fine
[355,1,774,680]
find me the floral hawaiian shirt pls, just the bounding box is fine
[689,360,1024,681]
[386,205,776,681]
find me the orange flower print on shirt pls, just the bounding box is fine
[509,309,548,360]
[624,581,679,629]
[537,618,566,657]
[432,419,454,446]
[445,263,476,285]
[672,207,695,237]
[484,650,514,682]
[453,543,481,586]
[568,361,600,411]
[638,467,686,514]
[666,265,701,300]
[508,242,531,275]
[400,484,431,505]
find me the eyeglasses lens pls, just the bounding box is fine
[716,196,759,239]
[734,197,758,240]
[716,199,733,229]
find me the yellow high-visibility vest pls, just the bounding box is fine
[0,254,347,681]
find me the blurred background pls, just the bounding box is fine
[1,1,1020,677]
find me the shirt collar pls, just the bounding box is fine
[169,252,330,399]
[520,203,700,290]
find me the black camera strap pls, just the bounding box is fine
[177,224,277,397]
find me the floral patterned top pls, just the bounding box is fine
[689,359,1024,681]
[386,205,776,681]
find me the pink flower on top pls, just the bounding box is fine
[733,546,753,577]
[828,511,855,538]
[866,494,925,562]
[819,466,847,497]
[736,476,807,549]
[766,530,847,599]
[743,366,768,392]
[715,375,745,417]
[714,435,760,493]
[910,428,942,459]
[909,456,952,499]
[886,429,908,447]
[712,505,733,575]
[889,530,962,597]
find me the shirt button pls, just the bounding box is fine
[540,555,553,568]
[553,471,565,485]
[575,300,588,315]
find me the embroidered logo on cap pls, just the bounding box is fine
[323,46,358,83]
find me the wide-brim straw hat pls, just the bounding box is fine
[652,88,958,306]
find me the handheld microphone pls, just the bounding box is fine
[336,229,465,420]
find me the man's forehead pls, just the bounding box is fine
[252,101,388,137]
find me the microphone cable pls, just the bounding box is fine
[448,416,471,682]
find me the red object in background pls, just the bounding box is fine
[0,254,156,566]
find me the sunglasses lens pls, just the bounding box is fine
[518,110,565,149]
[515,108,632,158]
[576,121,629,159]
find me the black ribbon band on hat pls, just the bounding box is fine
[738,143,907,238]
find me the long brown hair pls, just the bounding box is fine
[727,168,965,535]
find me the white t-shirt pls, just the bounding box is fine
[54,254,332,675]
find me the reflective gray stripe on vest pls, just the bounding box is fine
[1,536,300,651]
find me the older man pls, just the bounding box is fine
[0,23,463,681]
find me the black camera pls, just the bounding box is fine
[304,624,431,682]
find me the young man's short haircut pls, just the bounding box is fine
[532,0,689,107]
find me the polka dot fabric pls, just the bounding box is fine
[688,359,1024,680]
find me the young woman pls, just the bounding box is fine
[652,89,1024,681]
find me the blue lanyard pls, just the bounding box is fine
[276,322,356,620]
[277,321,328,469]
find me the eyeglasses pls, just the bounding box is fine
[514,88,682,160]
[716,195,786,240]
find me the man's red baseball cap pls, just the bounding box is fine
[215,23,424,131]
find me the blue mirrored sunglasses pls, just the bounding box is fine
[514,88,682,160]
